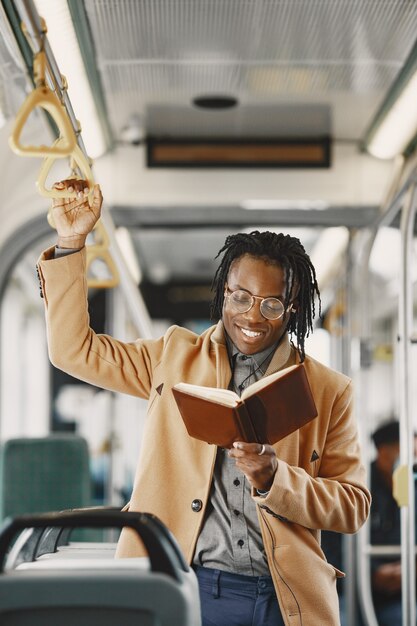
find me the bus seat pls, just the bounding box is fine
[0,436,91,521]
[0,509,201,626]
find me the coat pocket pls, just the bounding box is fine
[272,543,342,625]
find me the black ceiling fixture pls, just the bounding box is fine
[192,95,239,109]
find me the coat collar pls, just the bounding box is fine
[210,320,227,345]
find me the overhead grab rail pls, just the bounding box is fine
[8,18,118,291]
[9,0,152,334]
[6,5,119,292]
[9,6,119,289]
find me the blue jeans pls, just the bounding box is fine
[193,565,285,626]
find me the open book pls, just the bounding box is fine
[172,363,317,448]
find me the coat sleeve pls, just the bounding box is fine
[253,380,371,533]
[37,246,164,399]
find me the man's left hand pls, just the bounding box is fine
[228,442,278,492]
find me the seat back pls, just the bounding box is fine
[0,436,91,520]
[0,509,201,626]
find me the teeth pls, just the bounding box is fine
[241,328,262,338]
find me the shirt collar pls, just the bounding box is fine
[211,321,295,373]
[225,332,285,371]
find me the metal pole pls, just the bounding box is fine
[398,184,417,626]
[353,157,415,626]
[14,0,154,338]
[354,230,379,626]
[344,237,358,626]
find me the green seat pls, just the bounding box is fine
[0,436,91,521]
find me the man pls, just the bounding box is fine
[36,180,371,626]
[370,420,417,626]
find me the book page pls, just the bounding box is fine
[173,382,240,407]
[240,363,299,399]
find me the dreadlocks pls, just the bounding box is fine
[210,231,321,361]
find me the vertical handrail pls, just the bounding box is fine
[354,227,380,626]
[398,183,417,626]
[13,0,154,338]
[342,235,378,626]
[354,162,417,626]
[343,238,356,626]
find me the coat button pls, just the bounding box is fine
[191,499,203,512]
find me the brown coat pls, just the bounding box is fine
[37,247,371,626]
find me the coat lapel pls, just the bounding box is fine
[266,334,300,464]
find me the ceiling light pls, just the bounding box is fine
[309,227,349,290]
[33,0,106,159]
[366,74,417,159]
[364,47,417,160]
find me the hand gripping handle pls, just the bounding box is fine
[37,143,94,200]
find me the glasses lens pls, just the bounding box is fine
[229,290,253,312]
[260,298,285,320]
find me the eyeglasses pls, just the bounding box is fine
[224,287,290,320]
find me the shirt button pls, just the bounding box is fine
[191,499,203,512]
[237,539,244,547]
[233,509,240,516]
[233,478,240,486]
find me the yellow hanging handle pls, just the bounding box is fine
[37,142,95,200]
[86,248,120,289]
[393,464,409,507]
[9,51,76,158]
[45,180,119,289]
[85,221,119,288]
[87,220,110,251]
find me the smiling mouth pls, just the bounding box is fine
[240,327,263,338]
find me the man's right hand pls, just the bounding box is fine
[51,179,103,249]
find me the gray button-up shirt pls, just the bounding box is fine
[193,335,286,576]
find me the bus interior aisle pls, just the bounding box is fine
[0,1,417,625]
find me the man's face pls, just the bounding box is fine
[222,254,293,355]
